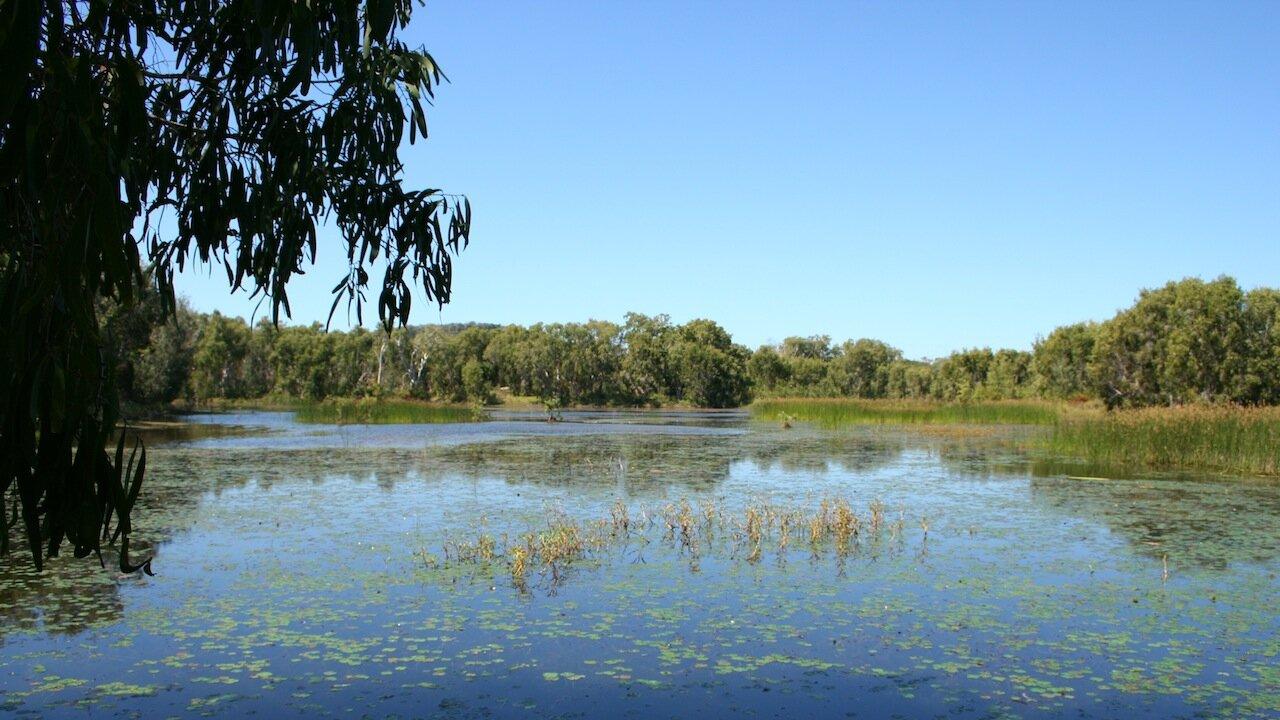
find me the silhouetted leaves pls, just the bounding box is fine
[1,0,469,570]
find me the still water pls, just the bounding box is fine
[2,411,1278,718]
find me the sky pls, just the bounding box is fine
[176,1,1280,360]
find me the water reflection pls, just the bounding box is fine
[1028,474,1280,569]
[2,413,1279,720]
[0,557,126,640]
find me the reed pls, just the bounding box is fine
[1045,404,1280,477]
[435,495,932,592]
[609,500,630,536]
[292,398,485,425]
[751,398,1060,427]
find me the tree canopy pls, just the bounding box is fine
[0,0,470,570]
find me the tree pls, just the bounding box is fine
[780,335,834,361]
[747,346,789,393]
[619,313,674,404]
[1237,289,1280,404]
[830,339,901,398]
[668,320,751,408]
[931,349,994,401]
[1089,277,1245,407]
[190,312,252,401]
[984,349,1032,399]
[461,359,492,403]
[1031,322,1097,400]
[101,287,197,406]
[886,359,932,399]
[1,0,470,571]
[484,325,536,397]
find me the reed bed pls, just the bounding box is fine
[433,496,925,593]
[751,398,1061,427]
[292,398,485,425]
[753,398,1280,476]
[1046,405,1280,477]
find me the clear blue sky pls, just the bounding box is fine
[178,1,1279,359]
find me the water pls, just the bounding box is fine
[3,412,1278,718]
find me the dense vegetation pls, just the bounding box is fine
[109,304,754,410]
[751,276,1280,408]
[1045,405,1280,477]
[751,399,1061,427]
[116,276,1280,413]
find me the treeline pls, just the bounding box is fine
[104,304,753,409]
[106,276,1280,411]
[750,276,1280,408]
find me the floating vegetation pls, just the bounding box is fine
[752,398,1061,427]
[432,496,925,593]
[4,413,1280,719]
[291,399,485,425]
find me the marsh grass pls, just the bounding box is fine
[1046,405,1280,477]
[754,398,1280,476]
[435,496,928,592]
[291,398,485,425]
[751,398,1061,427]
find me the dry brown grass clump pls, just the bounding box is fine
[432,496,932,592]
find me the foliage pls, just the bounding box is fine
[138,313,752,410]
[1031,322,1098,400]
[829,339,901,399]
[1,0,469,570]
[668,320,752,408]
[1090,277,1257,408]
[750,277,1280,411]
[110,275,1280,418]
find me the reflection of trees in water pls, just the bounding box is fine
[421,436,738,490]
[932,444,1036,480]
[741,432,907,475]
[925,427,1043,480]
[0,451,268,641]
[1028,475,1280,569]
[417,430,926,490]
[34,422,1270,637]
[0,554,126,641]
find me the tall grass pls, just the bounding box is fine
[292,398,485,425]
[753,398,1280,476]
[1046,405,1280,477]
[750,398,1061,427]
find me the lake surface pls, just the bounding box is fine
[2,411,1278,718]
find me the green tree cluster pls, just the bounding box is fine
[145,313,751,409]
[136,276,1280,412]
[1088,277,1280,407]
[746,277,1280,408]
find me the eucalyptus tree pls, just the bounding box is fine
[190,312,253,401]
[1031,322,1098,400]
[830,339,901,399]
[669,320,751,408]
[746,346,788,394]
[0,0,471,570]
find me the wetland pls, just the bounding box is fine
[2,410,1278,718]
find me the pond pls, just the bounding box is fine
[2,411,1278,718]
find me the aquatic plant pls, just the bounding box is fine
[292,399,485,425]
[609,500,630,536]
[752,398,1061,427]
[432,496,931,593]
[1046,404,1280,476]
